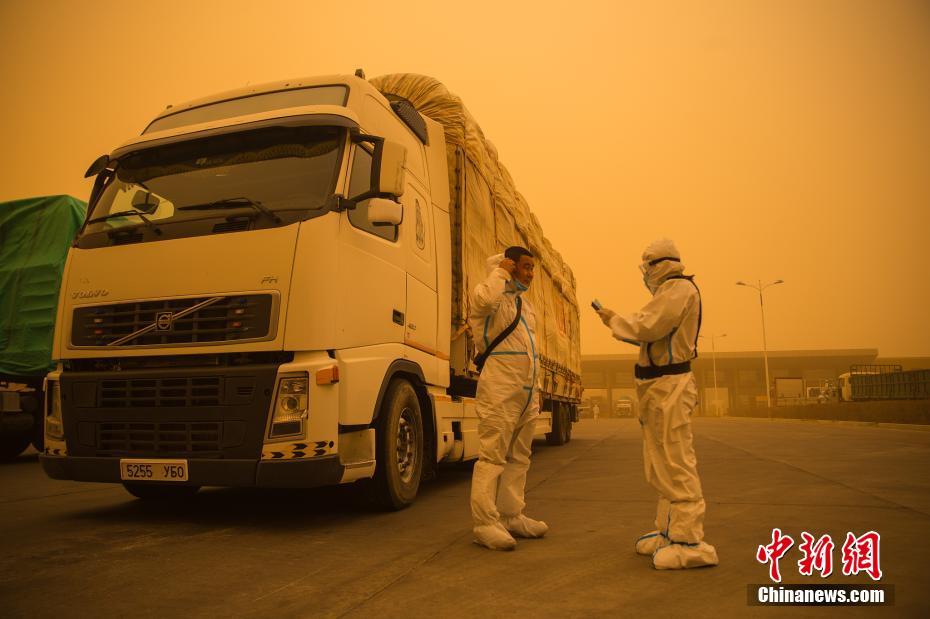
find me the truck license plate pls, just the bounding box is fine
[119,459,188,482]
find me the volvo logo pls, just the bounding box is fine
[155,312,174,331]
[415,199,425,250]
[72,289,109,300]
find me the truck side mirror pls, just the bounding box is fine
[377,140,406,198]
[347,134,407,206]
[84,154,110,178]
[367,198,404,226]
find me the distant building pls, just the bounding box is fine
[580,349,929,416]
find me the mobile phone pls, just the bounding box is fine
[591,299,602,311]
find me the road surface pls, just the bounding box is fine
[1,418,927,617]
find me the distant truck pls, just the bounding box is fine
[0,196,86,459]
[40,73,582,506]
[805,385,830,403]
[614,397,634,417]
[805,379,836,403]
[838,364,930,402]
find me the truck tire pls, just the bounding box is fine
[123,483,201,501]
[370,378,424,510]
[546,401,568,446]
[0,431,32,460]
[31,414,44,453]
[563,406,574,444]
[21,390,45,452]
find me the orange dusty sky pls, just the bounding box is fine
[1,0,928,356]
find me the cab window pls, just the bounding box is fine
[347,145,397,242]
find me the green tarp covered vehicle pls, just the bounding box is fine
[0,195,86,458]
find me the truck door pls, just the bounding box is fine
[401,182,437,357]
[337,143,405,348]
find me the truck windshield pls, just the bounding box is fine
[79,125,343,246]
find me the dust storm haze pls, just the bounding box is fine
[1,0,928,356]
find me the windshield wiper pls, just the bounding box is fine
[177,197,282,224]
[87,210,163,235]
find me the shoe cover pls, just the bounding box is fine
[502,514,548,538]
[652,541,719,569]
[634,531,668,556]
[473,522,517,551]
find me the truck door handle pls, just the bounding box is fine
[393,310,404,325]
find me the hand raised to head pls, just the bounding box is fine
[498,258,517,277]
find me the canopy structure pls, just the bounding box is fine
[0,195,86,377]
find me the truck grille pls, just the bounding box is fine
[97,421,222,456]
[100,377,223,408]
[72,294,274,347]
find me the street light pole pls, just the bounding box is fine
[699,333,727,415]
[757,280,772,409]
[736,279,784,409]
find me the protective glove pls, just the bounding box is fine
[597,307,616,326]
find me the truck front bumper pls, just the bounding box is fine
[39,454,345,488]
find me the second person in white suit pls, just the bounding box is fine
[469,246,549,551]
[597,239,718,570]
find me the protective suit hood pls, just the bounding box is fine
[642,238,685,293]
[486,253,506,276]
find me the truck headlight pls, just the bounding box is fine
[46,381,64,440]
[269,374,308,438]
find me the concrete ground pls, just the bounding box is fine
[1,418,927,618]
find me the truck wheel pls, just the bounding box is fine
[370,378,424,510]
[31,415,44,453]
[563,406,573,444]
[0,431,32,460]
[123,483,201,501]
[23,390,45,452]
[546,401,568,446]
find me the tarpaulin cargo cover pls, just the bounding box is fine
[0,195,86,376]
[371,75,581,396]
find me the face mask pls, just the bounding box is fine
[643,271,657,294]
[514,279,528,292]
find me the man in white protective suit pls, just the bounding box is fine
[468,246,549,551]
[596,239,718,570]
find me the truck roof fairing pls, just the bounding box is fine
[146,74,375,126]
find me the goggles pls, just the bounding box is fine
[639,256,680,273]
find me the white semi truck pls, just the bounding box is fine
[40,72,582,508]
